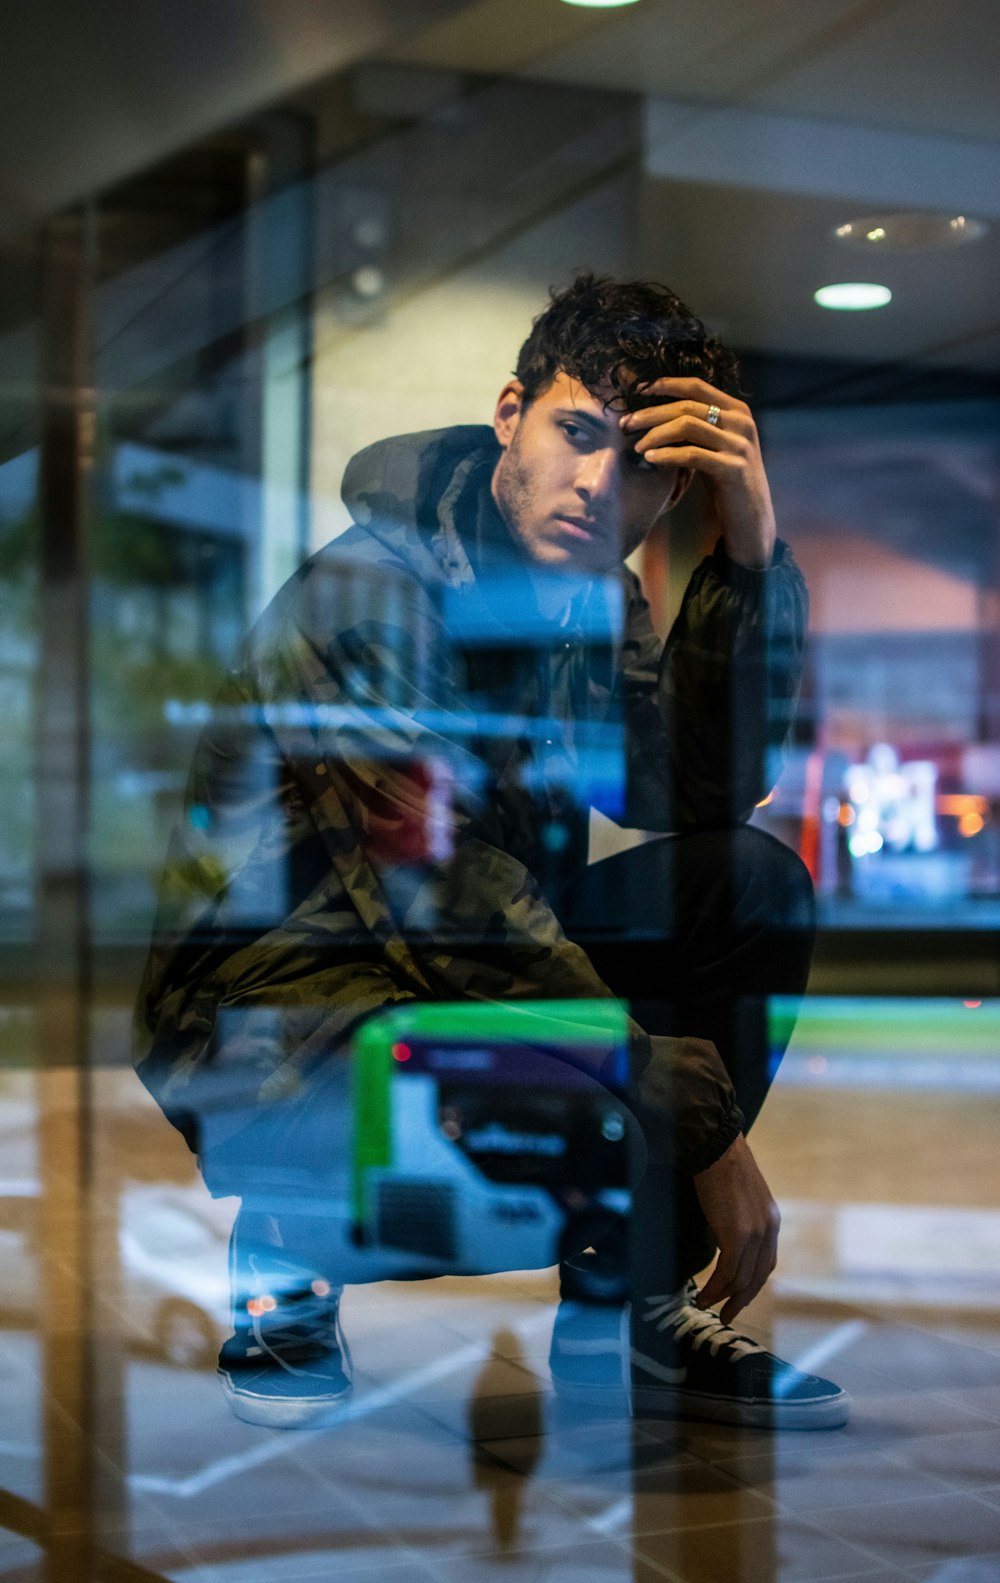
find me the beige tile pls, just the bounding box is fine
[0,1445,42,1507]
[911,1324,1000,1358]
[170,1547,434,1582]
[577,1458,776,1539]
[482,1419,651,1480]
[882,1426,1000,1489]
[926,1387,1000,1425]
[486,1431,773,1539]
[834,1389,999,1451]
[633,1513,885,1582]
[337,1314,489,1385]
[425,1538,638,1581]
[412,1385,553,1442]
[648,1414,863,1466]
[144,1488,411,1572]
[806,1492,1000,1569]
[840,1329,1000,1393]
[905,1559,1000,1583]
[342,1464,597,1562]
[721,1445,952,1513]
[413,1352,545,1403]
[0,1536,43,1581]
[101,1532,220,1583]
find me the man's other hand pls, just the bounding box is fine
[692,1132,780,1324]
[620,377,777,569]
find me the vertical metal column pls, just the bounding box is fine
[35,204,126,1583]
[244,110,315,615]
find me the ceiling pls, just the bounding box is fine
[2,0,996,374]
[383,0,1000,373]
[0,0,470,236]
[385,0,1000,144]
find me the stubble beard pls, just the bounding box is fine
[491,426,542,564]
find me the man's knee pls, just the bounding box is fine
[728,825,816,936]
[674,824,815,937]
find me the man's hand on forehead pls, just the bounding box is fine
[618,376,777,569]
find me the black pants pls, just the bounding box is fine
[557,824,816,1299]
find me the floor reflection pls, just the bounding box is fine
[470,1329,544,1554]
[3,1053,1000,1581]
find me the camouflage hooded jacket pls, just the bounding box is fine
[134,426,808,1178]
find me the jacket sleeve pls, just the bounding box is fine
[622,537,808,831]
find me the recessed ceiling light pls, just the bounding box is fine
[814,282,892,311]
[832,212,988,251]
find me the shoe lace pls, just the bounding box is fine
[247,1257,351,1378]
[642,1287,767,1362]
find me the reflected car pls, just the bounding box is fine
[0,1180,232,1368]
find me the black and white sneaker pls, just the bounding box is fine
[550,1282,850,1430]
[632,1282,850,1429]
[218,1265,353,1429]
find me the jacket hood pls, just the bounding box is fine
[340,425,501,591]
[336,424,625,647]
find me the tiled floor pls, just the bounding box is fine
[3,1055,1000,1582]
[4,1273,1000,1583]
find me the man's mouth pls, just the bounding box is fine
[555,515,601,540]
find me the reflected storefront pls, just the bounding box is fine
[2,5,1000,1581]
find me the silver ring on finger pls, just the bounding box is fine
[705,403,722,427]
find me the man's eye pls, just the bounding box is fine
[560,421,584,441]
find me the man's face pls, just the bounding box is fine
[490,371,689,574]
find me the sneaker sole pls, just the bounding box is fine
[553,1378,851,1430]
[631,1382,852,1430]
[218,1371,353,1429]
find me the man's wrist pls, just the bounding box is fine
[714,534,783,580]
[721,530,776,570]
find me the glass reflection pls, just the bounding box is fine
[1,21,998,1583]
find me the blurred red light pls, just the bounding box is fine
[391,1042,412,1062]
[963,1000,983,1009]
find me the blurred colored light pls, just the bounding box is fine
[561,0,641,6]
[938,794,988,816]
[958,812,985,837]
[833,213,987,250]
[391,1042,412,1062]
[837,804,856,827]
[351,265,385,299]
[311,1279,331,1297]
[963,1000,983,1010]
[814,282,892,310]
[247,1295,277,1316]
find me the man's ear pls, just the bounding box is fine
[493,379,525,449]
[661,466,694,515]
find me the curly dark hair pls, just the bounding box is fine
[514,271,743,410]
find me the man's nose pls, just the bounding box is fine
[575,447,619,507]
